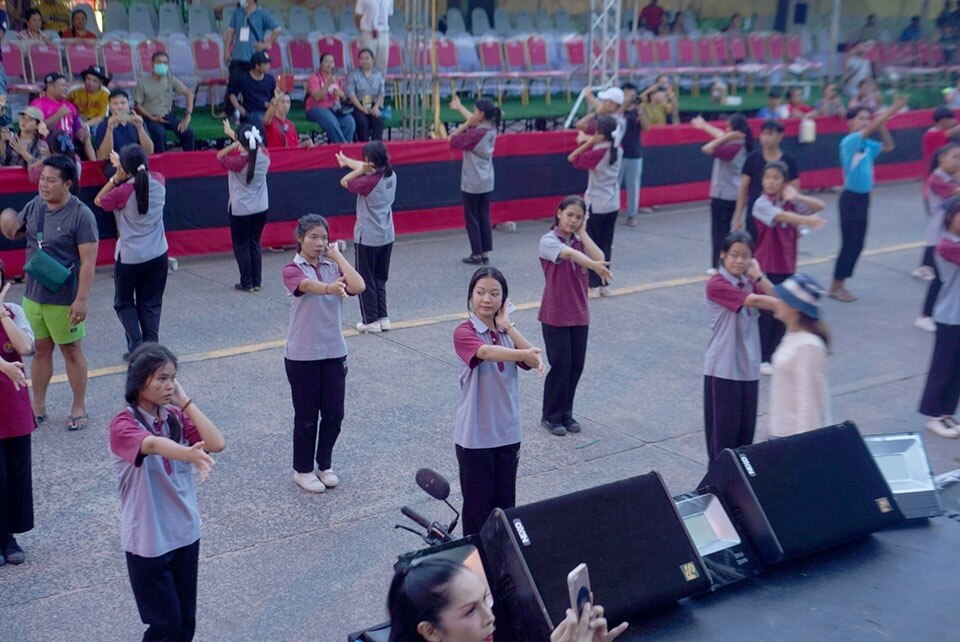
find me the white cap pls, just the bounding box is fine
[597,87,625,105]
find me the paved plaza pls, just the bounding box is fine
[1,179,958,641]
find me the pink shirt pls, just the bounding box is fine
[30,95,82,135]
[305,72,345,111]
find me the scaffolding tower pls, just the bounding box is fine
[566,0,622,128]
[400,0,431,139]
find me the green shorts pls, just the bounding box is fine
[22,298,85,345]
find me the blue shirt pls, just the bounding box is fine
[94,121,141,154]
[228,7,279,63]
[840,131,883,194]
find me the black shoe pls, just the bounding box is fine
[234,283,254,292]
[462,255,486,265]
[2,534,25,565]
[563,417,582,433]
[540,420,566,436]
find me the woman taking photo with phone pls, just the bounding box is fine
[94,144,168,359]
[454,267,543,535]
[282,214,365,493]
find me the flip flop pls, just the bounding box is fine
[828,289,857,302]
[66,414,89,431]
[34,415,47,426]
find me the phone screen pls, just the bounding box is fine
[567,563,591,614]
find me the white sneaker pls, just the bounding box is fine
[926,417,960,439]
[760,362,774,376]
[588,287,600,299]
[599,286,611,297]
[914,316,936,332]
[912,266,935,281]
[356,321,382,333]
[293,471,326,493]
[378,317,391,331]
[314,468,339,487]
[706,268,718,276]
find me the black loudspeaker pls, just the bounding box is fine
[698,421,904,567]
[480,472,710,641]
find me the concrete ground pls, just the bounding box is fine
[1,179,957,642]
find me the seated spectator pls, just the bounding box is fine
[638,0,664,34]
[28,0,70,32]
[61,8,97,39]
[0,105,48,169]
[135,51,196,152]
[228,50,275,130]
[346,48,385,142]
[900,16,923,42]
[938,2,954,31]
[723,12,743,35]
[18,8,52,42]
[670,11,690,35]
[785,87,814,118]
[859,14,880,42]
[68,65,110,130]
[31,73,96,160]
[263,88,312,148]
[841,41,874,99]
[305,52,356,144]
[640,74,678,125]
[757,89,789,120]
[94,89,154,161]
[813,83,846,117]
[654,11,671,35]
[848,78,882,112]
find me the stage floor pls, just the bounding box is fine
[622,516,960,641]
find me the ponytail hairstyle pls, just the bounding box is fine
[596,114,619,165]
[943,194,960,230]
[387,558,465,642]
[474,98,501,128]
[728,113,754,152]
[363,140,393,177]
[553,194,587,227]
[235,123,262,185]
[931,143,960,175]
[119,144,150,215]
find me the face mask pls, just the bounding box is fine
[153,63,169,75]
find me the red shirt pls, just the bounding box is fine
[265,116,299,148]
[752,193,803,274]
[0,304,36,438]
[922,127,953,173]
[639,3,664,31]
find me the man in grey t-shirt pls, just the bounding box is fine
[0,156,99,431]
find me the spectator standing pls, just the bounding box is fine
[619,83,650,227]
[841,42,874,99]
[94,89,154,161]
[640,75,678,125]
[336,143,396,333]
[638,0,664,34]
[830,97,909,302]
[223,0,280,93]
[768,273,831,438]
[576,86,626,146]
[229,50,275,130]
[691,113,752,270]
[68,65,110,131]
[218,121,270,292]
[734,119,800,242]
[1,155,99,431]
[915,145,960,332]
[305,53,356,144]
[61,8,97,39]
[94,145,169,358]
[355,0,392,74]
[31,73,96,160]
[346,48,386,141]
[900,16,923,42]
[282,214,365,493]
[449,96,499,266]
[0,106,48,170]
[135,52,196,153]
[264,89,311,148]
[17,9,51,43]
[0,263,36,567]
[109,343,225,641]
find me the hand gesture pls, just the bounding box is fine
[585,604,628,642]
[171,380,190,409]
[691,115,706,128]
[272,86,283,102]
[187,441,215,481]
[523,347,545,375]
[131,113,144,128]
[591,133,605,145]
[0,358,27,392]
[590,260,613,285]
[222,119,235,140]
[0,281,9,306]
[805,215,827,231]
[335,150,350,168]
[109,149,121,171]
[107,115,119,131]
[38,121,49,137]
[326,275,348,298]
[781,184,799,201]
[745,258,763,281]
[466,109,483,126]
[449,94,462,111]
[69,298,87,326]
[892,93,909,109]
[495,301,512,331]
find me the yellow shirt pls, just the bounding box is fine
[68,87,109,121]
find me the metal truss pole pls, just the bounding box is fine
[566,0,622,128]
[401,0,430,139]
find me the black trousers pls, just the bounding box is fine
[758,272,790,362]
[710,198,737,268]
[456,442,520,536]
[922,246,943,317]
[744,202,758,241]
[125,539,200,642]
[145,114,196,153]
[462,191,492,255]
[586,209,617,288]
[355,242,393,324]
[0,434,33,536]
[224,60,249,116]
[115,252,168,354]
[703,376,758,461]
[285,357,346,472]
[919,323,960,417]
[229,210,268,289]
[834,190,870,281]
[541,323,589,424]
[353,111,384,141]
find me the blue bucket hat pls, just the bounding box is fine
[774,273,824,320]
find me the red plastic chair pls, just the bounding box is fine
[136,38,167,76]
[316,36,346,71]
[634,37,656,68]
[102,39,137,88]
[191,37,227,115]
[64,41,99,78]
[527,34,568,101]
[287,38,314,82]
[27,43,63,84]
[768,32,785,62]
[0,41,37,93]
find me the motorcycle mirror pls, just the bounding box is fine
[416,468,451,501]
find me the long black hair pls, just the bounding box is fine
[474,98,501,127]
[294,213,329,252]
[553,194,586,227]
[236,123,261,185]
[119,144,150,215]
[467,266,508,315]
[728,113,754,152]
[124,343,183,443]
[596,114,619,164]
[364,140,393,177]
[387,558,465,642]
